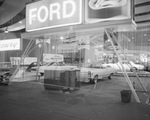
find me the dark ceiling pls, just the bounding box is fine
[0,0,40,30]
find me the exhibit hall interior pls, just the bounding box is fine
[0,0,150,120]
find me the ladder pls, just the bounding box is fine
[105,28,149,103]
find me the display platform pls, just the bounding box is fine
[114,71,150,77]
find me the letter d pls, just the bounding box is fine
[63,0,76,18]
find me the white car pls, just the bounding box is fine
[102,61,144,72]
[80,66,117,83]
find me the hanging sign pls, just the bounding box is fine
[43,54,64,62]
[57,43,78,53]
[36,39,51,44]
[0,38,21,51]
[26,0,82,32]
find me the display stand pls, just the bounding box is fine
[10,22,150,104]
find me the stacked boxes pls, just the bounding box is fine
[44,70,62,90]
[44,70,80,91]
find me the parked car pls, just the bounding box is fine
[102,61,144,72]
[80,65,117,83]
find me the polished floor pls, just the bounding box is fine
[0,76,150,120]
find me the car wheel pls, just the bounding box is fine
[89,78,94,84]
[93,75,98,84]
[40,73,44,76]
[130,67,137,72]
[4,83,9,86]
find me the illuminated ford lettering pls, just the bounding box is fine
[26,0,82,32]
[63,1,76,19]
[29,1,76,24]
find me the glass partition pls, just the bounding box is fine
[8,26,150,104]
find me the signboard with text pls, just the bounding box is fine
[10,57,37,65]
[0,38,21,51]
[26,0,82,32]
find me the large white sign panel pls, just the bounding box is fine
[85,0,132,23]
[43,54,64,62]
[0,38,21,51]
[26,0,82,32]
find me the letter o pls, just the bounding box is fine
[37,6,48,23]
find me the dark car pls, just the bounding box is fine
[0,72,11,85]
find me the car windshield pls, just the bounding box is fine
[87,64,104,69]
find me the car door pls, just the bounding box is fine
[98,66,108,78]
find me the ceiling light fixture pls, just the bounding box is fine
[60,36,64,40]
[4,27,9,33]
[19,21,22,24]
